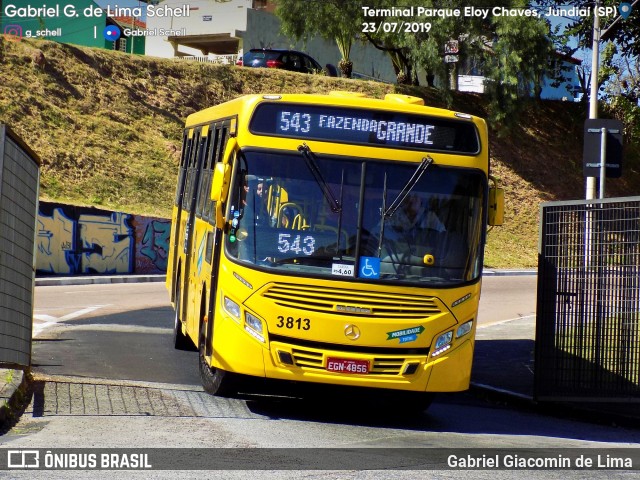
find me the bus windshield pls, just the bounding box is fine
[226,150,486,286]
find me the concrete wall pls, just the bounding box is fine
[36,202,170,276]
[145,0,252,58]
[0,125,39,368]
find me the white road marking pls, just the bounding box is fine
[33,305,110,337]
[476,313,536,329]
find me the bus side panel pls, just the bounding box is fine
[209,262,267,377]
[425,339,474,391]
[210,310,267,377]
[187,219,212,338]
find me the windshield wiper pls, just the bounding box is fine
[298,143,341,213]
[383,156,434,218]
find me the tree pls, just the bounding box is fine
[535,0,639,57]
[274,0,362,77]
[482,7,553,127]
[274,0,554,129]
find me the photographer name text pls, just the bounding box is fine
[3,3,190,19]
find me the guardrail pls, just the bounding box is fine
[175,54,238,65]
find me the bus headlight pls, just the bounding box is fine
[456,320,473,338]
[223,296,241,320]
[432,331,453,357]
[245,312,265,343]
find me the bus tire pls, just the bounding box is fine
[199,326,236,397]
[173,282,192,350]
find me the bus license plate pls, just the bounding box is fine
[326,358,369,374]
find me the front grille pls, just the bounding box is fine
[263,283,442,318]
[290,347,407,375]
[272,336,428,377]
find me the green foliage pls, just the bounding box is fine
[540,0,640,58]
[274,0,361,77]
[275,0,554,129]
[605,96,640,140]
[483,5,553,129]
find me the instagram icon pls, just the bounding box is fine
[3,24,23,41]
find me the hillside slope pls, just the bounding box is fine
[1,38,638,268]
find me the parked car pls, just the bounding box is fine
[237,49,336,76]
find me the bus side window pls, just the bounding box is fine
[205,123,231,224]
[204,126,221,223]
[175,131,190,207]
[182,130,201,212]
[196,130,213,218]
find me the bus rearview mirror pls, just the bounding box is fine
[488,187,504,226]
[211,163,230,227]
[211,163,230,203]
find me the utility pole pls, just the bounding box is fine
[586,0,600,200]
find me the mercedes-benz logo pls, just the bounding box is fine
[344,324,361,340]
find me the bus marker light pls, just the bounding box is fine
[456,320,473,338]
[245,312,265,342]
[423,254,435,266]
[223,296,241,320]
[432,344,451,357]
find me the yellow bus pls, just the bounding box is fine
[167,91,503,409]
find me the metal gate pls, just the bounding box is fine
[535,196,640,402]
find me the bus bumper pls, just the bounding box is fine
[262,337,473,393]
[212,311,474,393]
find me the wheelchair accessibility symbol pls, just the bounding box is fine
[359,257,380,279]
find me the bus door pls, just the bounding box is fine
[178,127,206,328]
[189,122,232,345]
[202,122,232,356]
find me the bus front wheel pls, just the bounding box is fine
[198,328,236,397]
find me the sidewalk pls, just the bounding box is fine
[472,315,640,426]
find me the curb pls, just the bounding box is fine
[482,269,537,276]
[0,368,31,430]
[470,382,640,428]
[35,274,166,286]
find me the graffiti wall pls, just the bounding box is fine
[36,202,170,275]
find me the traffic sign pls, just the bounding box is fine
[444,40,459,54]
[583,119,623,178]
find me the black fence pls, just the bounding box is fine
[535,196,640,402]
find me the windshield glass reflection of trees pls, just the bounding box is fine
[227,151,485,286]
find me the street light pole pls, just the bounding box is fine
[586,0,600,200]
